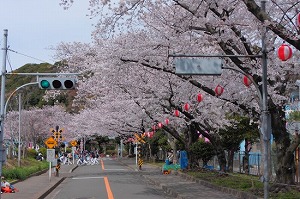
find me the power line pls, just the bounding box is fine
[6,52,13,72]
[7,48,50,63]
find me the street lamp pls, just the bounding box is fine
[18,93,22,167]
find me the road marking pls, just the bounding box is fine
[72,176,115,199]
[104,176,114,199]
[72,176,105,180]
[101,159,105,170]
[104,169,127,171]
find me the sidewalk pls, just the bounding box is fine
[1,163,77,199]
[118,157,258,199]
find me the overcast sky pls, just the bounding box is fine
[0,0,96,71]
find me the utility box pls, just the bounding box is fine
[179,151,188,169]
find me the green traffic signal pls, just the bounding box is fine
[40,80,50,89]
[38,77,77,90]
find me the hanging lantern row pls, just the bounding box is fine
[147,118,169,139]
[143,131,154,138]
[278,43,292,61]
[243,75,252,87]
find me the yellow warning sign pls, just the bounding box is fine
[70,140,77,147]
[44,136,57,149]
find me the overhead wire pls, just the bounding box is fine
[6,50,14,72]
[7,48,50,64]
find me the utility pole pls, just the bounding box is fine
[0,29,8,199]
[261,1,271,198]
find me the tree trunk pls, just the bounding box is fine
[216,145,227,172]
[270,101,299,184]
[192,122,227,171]
[227,149,235,172]
[244,139,250,174]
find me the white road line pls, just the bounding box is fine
[72,176,105,180]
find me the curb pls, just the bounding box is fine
[69,165,78,173]
[118,159,258,199]
[37,165,78,199]
[37,177,66,199]
[143,175,183,199]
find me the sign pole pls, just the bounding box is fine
[135,143,138,171]
[72,149,75,165]
[49,161,51,181]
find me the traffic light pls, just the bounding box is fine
[38,77,77,90]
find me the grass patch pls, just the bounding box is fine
[187,169,300,199]
[146,161,300,198]
[148,161,165,168]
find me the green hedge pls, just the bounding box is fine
[27,148,38,159]
[3,159,48,180]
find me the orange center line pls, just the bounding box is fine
[104,176,114,199]
[101,159,105,170]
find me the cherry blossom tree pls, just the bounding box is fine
[56,0,300,184]
[4,105,74,150]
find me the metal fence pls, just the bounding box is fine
[204,151,276,177]
[158,149,300,183]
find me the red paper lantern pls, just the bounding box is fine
[147,131,154,138]
[152,125,156,131]
[165,118,169,125]
[243,75,252,87]
[174,109,180,117]
[214,85,224,96]
[296,13,300,28]
[184,103,190,111]
[197,93,203,102]
[158,122,163,128]
[278,43,292,61]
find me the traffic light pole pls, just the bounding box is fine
[0,29,8,199]
[0,30,80,193]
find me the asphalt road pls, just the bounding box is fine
[44,158,172,199]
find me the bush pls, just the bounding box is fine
[65,148,72,153]
[2,158,48,180]
[38,147,47,157]
[190,140,216,167]
[27,148,38,159]
[106,149,117,156]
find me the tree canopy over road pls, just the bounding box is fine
[4,0,300,185]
